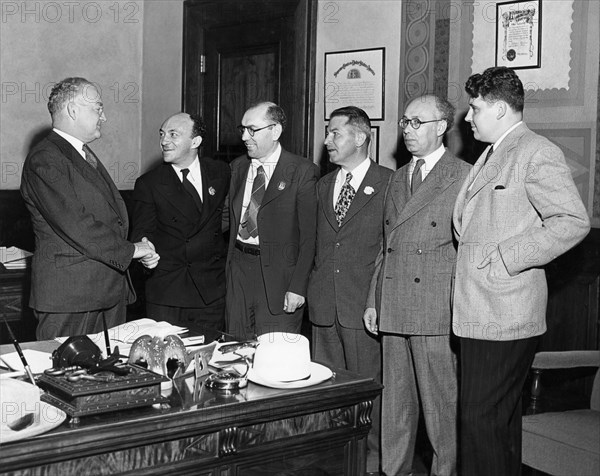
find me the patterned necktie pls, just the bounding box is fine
[411,158,425,195]
[239,165,266,239]
[334,172,355,227]
[82,144,98,169]
[181,168,203,212]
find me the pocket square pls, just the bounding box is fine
[494,185,506,190]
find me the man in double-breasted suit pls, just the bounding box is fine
[131,113,230,334]
[225,102,319,339]
[308,106,392,474]
[21,77,158,340]
[453,67,590,476]
[365,95,471,476]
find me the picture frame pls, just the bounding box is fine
[369,126,379,163]
[324,47,385,120]
[495,0,542,69]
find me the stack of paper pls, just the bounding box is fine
[0,247,32,270]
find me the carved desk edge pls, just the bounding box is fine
[0,340,382,474]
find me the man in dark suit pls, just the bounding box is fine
[364,95,471,476]
[225,102,319,339]
[130,113,230,335]
[308,106,392,474]
[453,67,590,476]
[21,77,159,340]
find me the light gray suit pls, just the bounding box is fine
[452,122,590,476]
[368,151,471,476]
[452,123,590,340]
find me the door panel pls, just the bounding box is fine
[183,0,314,163]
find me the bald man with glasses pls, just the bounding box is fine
[365,95,471,476]
[225,102,319,339]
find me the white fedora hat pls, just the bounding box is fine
[248,332,332,389]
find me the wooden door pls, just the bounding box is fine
[183,0,316,163]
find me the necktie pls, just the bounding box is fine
[181,168,203,212]
[82,144,98,169]
[239,165,266,239]
[411,159,425,194]
[484,145,494,164]
[334,172,355,227]
[468,146,494,192]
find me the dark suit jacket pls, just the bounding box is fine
[20,131,135,312]
[130,159,230,307]
[226,148,319,313]
[367,151,471,335]
[308,161,393,329]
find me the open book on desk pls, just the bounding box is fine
[55,318,190,357]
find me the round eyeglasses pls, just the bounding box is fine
[237,124,276,137]
[399,117,444,130]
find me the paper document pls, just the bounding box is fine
[0,349,52,374]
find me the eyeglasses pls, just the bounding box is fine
[237,124,276,137]
[399,117,444,130]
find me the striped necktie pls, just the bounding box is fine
[239,165,266,239]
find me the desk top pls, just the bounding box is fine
[0,340,381,472]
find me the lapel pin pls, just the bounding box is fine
[364,186,374,195]
[208,186,216,196]
[278,181,286,191]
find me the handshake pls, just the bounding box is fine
[132,237,160,269]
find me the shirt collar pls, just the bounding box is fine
[411,144,445,170]
[493,121,523,150]
[338,157,371,189]
[171,155,200,180]
[53,128,86,156]
[251,143,281,179]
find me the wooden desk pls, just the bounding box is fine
[0,341,381,475]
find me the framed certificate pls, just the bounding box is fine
[496,0,542,69]
[324,47,385,120]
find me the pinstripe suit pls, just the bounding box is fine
[368,151,471,476]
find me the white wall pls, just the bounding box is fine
[0,0,184,190]
[313,0,402,170]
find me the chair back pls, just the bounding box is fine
[591,368,600,411]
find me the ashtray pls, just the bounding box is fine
[205,371,248,392]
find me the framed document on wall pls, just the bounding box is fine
[496,0,542,69]
[324,47,385,120]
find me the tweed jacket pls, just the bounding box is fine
[452,123,590,341]
[367,151,471,335]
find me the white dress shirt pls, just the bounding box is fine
[333,157,372,207]
[172,156,203,201]
[408,144,445,188]
[237,143,282,245]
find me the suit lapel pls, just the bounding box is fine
[48,133,127,223]
[394,153,461,227]
[157,164,201,222]
[231,157,251,232]
[319,171,339,231]
[260,150,291,208]
[340,161,382,227]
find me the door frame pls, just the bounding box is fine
[182,0,317,161]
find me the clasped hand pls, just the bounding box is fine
[133,237,160,269]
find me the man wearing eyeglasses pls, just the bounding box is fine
[225,102,319,339]
[364,95,471,476]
